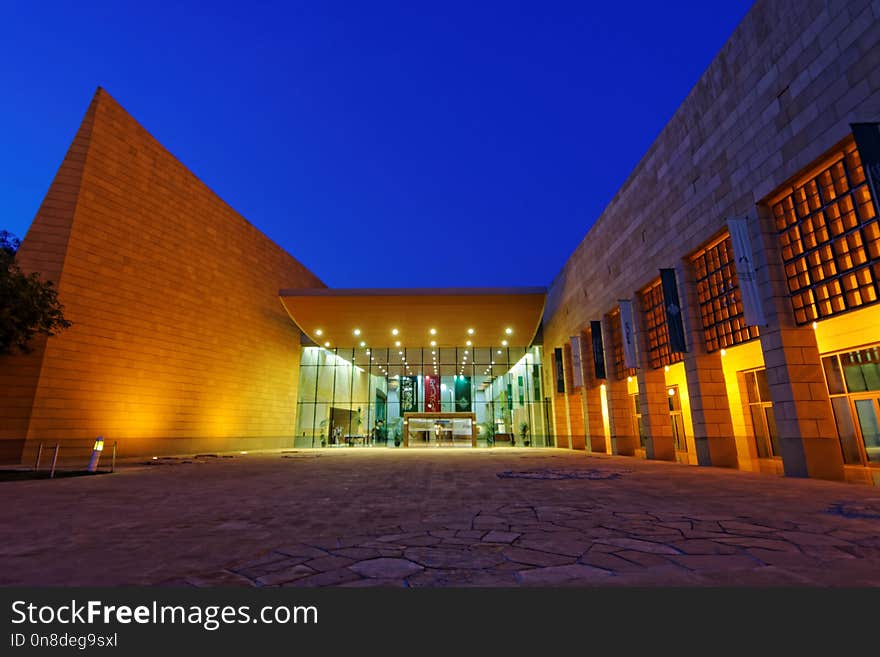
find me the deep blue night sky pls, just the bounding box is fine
[1,1,753,288]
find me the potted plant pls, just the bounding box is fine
[479,421,496,447]
[318,418,328,447]
[387,417,403,447]
[519,421,530,447]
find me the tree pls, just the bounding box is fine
[0,230,71,355]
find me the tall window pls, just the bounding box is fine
[667,385,687,452]
[742,368,779,458]
[770,140,879,324]
[640,280,683,370]
[607,307,636,380]
[631,392,646,449]
[691,234,759,352]
[822,344,880,466]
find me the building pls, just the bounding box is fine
[1,0,879,484]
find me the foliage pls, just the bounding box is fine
[519,421,530,446]
[479,421,496,446]
[1,231,72,355]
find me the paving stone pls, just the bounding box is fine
[482,531,521,543]
[274,544,330,559]
[578,552,644,573]
[502,547,577,567]
[596,538,681,555]
[404,546,505,569]
[283,567,363,587]
[517,564,613,585]
[669,539,742,555]
[349,558,424,579]
[185,571,256,587]
[331,547,382,560]
[256,564,315,586]
[304,555,356,572]
[668,554,762,572]
[516,534,589,557]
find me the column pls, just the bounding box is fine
[677,261,739,468]
[574,330,601,453]
[750,207,844,480]
[632,294,675,461]
[601,315,635,456]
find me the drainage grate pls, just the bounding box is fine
[496,468,627,480]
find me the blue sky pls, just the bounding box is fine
[1,1,753,288]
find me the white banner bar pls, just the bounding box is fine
[618,299,637,370]
[727,217,767,327]
[570,335,583,388]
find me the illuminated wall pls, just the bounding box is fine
[0,88,323,462]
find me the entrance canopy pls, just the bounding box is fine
[279,287,546,348]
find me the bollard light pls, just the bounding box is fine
[87,436,104,472]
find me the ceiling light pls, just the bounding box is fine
[315,329,323,336]
[392,328,399,336]
[429,328,436,335]
[467,328,474,335]
[324,342,330,347]
[399,351,403,355]
[668,388,676,396]
[353,328,361,336]
[502,340,508,346]
[497,350,502,354]
[491,361,495,365]
[465,340,472,346]
[505,328,513,335]
[395,340,401,347]
[430,340,436,346]
[360,341,366,347]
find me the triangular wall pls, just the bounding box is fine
[0,93,98,462]
[1,88,324,462]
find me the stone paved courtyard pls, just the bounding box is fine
[2,448,880,587]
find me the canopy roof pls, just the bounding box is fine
[279,287,546,349]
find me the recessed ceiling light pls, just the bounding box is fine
[501,340,508,346]
[395,341,401,347]
[315,329,323,336]
[391,328,399,336]
[353,328,361,336]
[429,328,437,335]
[430,340,436,346]
[360,341,366,347]
[324,342,330,347]
[491,361,495,365]
[465,340,472,346]
[505,327,513,335]
[497,350,502,354]
[399,351,403,355]
[467,328,474,335]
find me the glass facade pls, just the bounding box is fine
[294,344,549,448]
[823,344,880,466]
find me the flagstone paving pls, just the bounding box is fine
[2,448,880,586]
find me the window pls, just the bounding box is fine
[691,234,760,352]
[770,140,879,324]
[667,385,687,452]
[822,345,880,466]
[608,307,636,380]
[743,368,780,458]
[640,280,683,370]
[631,392,646,449]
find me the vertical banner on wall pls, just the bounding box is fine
[590,321,607,381]
[424,375,440,412]
[400,376,418,413]
[454,376,471,412]
[570,335,584,388]
[727,217,767,327]
[852,123,880,219]
[554,347,565,393]
[618,299,637,369]
[660,268,687,353]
